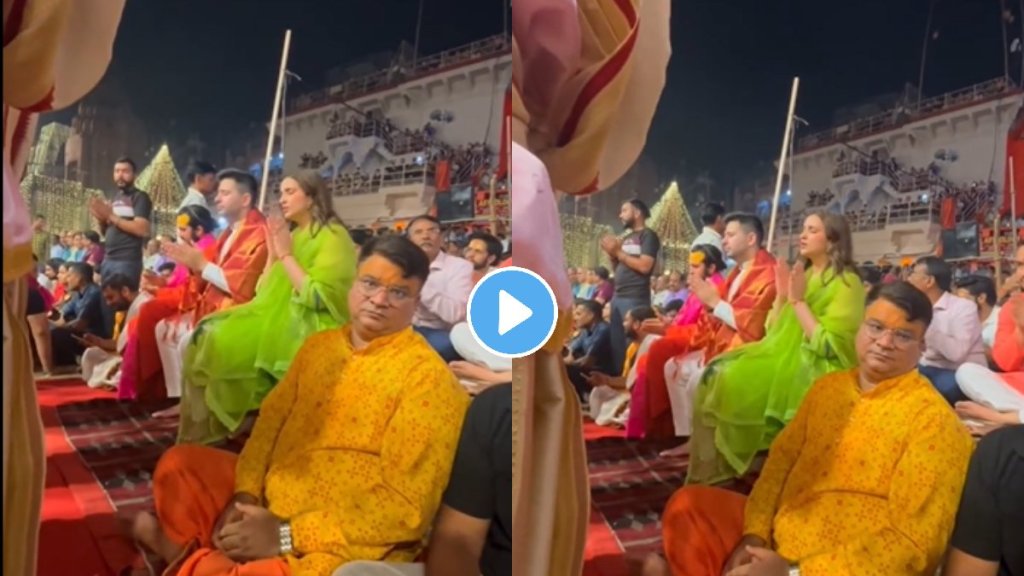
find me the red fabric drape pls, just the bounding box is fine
[497,87,511,179]
[940,197,956,230]
[1004,113,1024,216]
[435,160,451,192]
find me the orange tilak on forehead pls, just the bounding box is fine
[865,299,917,331]
[358,255,414,289]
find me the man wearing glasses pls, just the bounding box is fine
[907,256,987,404]
[647,282,973,576]
[405,215,474,362]
[128,235,469,576]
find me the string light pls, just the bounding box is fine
[136,144,187,237]
[647,181,699,274]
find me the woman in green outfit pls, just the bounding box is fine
[179,171,356,444]
[687,211,865,484]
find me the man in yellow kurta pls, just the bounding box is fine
[128,235,469,576]
[646,281,974,576]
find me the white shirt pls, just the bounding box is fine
[981,305,1000,349]
[691,226,723,251]
[178,187,208,211]
[414,251,474,330]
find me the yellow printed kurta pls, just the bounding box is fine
[234,326,469,575]
[743,368,974,576]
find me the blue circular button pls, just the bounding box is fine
[466,266,558,359]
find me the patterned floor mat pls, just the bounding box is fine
[587,435,688,559]
[56,398,179,517]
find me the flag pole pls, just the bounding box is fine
[767,77,800,255]
[259,29,293,212]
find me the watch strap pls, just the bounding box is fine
[279,521,293,555]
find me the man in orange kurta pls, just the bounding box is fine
[128,235,467,576]
[643,215,777,440]
[645,282,974,576]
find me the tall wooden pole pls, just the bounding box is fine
[767,77,800,254]
[258,30,292,212]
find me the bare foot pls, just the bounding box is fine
[152,404,180,419]
[659,441,690,458]
[130,511,181,565]
[639,553,671,576]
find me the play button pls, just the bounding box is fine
[467,267,558,359]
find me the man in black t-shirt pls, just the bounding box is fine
[601,198,661,371]
[944,425,1024,576]
[426,384,511,576]
[89,156,153,281]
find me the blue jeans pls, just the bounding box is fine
[415,326,461,363]
[609,296,649,372]
[919,364,966,405]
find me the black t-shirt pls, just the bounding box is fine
[949,425,1024,576]
[442,384,511,576]
[104,187,153,261]
[613,227,660,300]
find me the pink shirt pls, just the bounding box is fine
[920,291,988,370]
[414,250,473,330]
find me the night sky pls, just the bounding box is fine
[68,0,1007,193]
[648,0,1009,195]
[100,0,506,146]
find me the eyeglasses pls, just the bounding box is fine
[356,277,414,305]
[863,320,919,349]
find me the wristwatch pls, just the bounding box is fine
[788,566,801,576]
[279,521,293,555]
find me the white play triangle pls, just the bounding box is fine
[498,289,533,336]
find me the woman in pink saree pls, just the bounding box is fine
[626,245,726,440]
[512,1,670,574]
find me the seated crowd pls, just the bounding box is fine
[569,199,1023,575]
[25,158,512,576]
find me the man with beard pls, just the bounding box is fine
[585,305,657,426]
[90,157,153,281]
[50,262,107,368]
[406,215,473,362]
[79,273,151,389]
[602,198,661,371]
[465,231,503,285]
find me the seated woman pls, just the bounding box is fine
[687,211,864,485]
[118,205,218,402]
[179,172,356,445]
[955,294,1024,435]
[629,244,726,442]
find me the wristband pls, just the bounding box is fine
[279,521,293,555]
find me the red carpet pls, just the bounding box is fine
[37,378,176,576]
[583,423,687,576]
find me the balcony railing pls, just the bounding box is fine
[290,34,510,114]
[797,78,1016,151]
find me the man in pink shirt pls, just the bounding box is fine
[908,256,988,404]
[407,215,474,361]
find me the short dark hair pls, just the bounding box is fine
[866,281,933,329]
[594,266,610,281]
[954,275,997,305]
[626,198,651,219]
[913,256,952,292]
[576,298,604,319]
[859,265,882,286]
[101,273,139,293]
[349,228,373,246]
[216,168,258,197]
[663,298,685,314]
[358,235,431,284]
[406,214,441,232]
[468,231,503,262]
[68,262,94,282]
[46,258,65,272]
[114,156,137,172]
[724,212,765,247]
[690,244,727,274]
[188,161,217,182]
[83,230,101,244]
[157,262,177,273]
[627,305,656,322]
[701,202,726,226]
